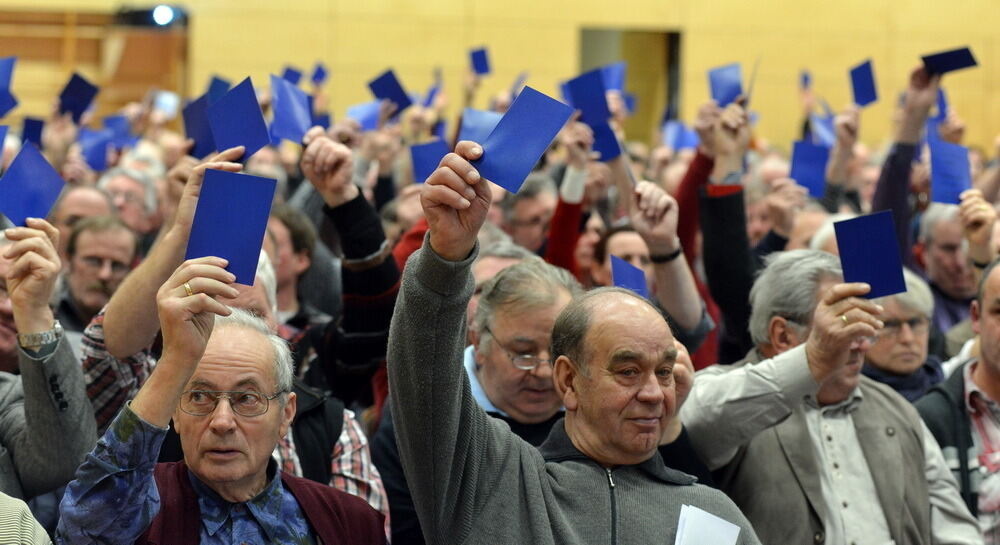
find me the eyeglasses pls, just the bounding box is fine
[483,325,551,371]
[78,256,131,276]
[875,317,929,340]
[179,389,285,417]
[108,190,144,207]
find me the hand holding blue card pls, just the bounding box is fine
[709,63,742,107]
[183,95,216,158]
[611,256,648,299]
[591,120,621,162]
[411,139,450,183]
[368,69,412,113]
[281,66,302,86]
[922,47,977,75]
[566,68,611,123]
[346,101,381,131]
[0,143,65,226]
[103,115,137,149]
[79,127,112,171]
[850,59,878,107]
[269,74,311,144]
[312,62,328,85]
[470,86,573,193]
[790,140,830,198]
[470,47,491,76]
[929,140,971,204]
[207,77,270,160]
[185,169,277,285]
[833,211,906,298]
[58,73,98,124]
[600,62,626,92]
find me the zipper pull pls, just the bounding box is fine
[605,468,615,488]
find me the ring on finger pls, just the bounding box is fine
[840,314,849,326]
[183,282,195,297]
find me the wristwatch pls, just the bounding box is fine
[17,321,64,348]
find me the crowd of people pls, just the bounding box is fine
[0,51,998,544]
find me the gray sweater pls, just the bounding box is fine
[387,241,760,545]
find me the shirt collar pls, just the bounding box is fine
[188,458,286,541]
[963,359,996,416]
[464,345,507,416]
[804,387,864,414]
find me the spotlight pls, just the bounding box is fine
[152,5,175,26]
[114,5,188,28]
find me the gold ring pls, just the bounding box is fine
[183,282,194,297]
[841,314,849,325]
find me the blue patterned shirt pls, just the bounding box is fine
[56,403,316,545]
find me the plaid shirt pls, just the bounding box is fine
[965,361,1000,543]
[274,409,391,539]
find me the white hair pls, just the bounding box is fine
[255,249,278,319]
[97,167,159,214]
[214,307,293,395]
[809,213,857,253]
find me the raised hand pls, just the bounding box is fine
[805,283,883,383]
[693,101,722,157]
[421,141,492,261]
[959,188,997,265]
[170,146,245,237]
[301,127,357,207]
[155,257,237,367]
[765,178,807,238]
[630,181,679,255]
[898,66,941,144]
[560,119,595,170]
[3,218,61,335]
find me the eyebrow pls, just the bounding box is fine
[609,349,643,366]
[188,378,262,390]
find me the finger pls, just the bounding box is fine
[207,146,246,164]
[303,126,326,146]
[180,277,240,299]
[439,150,482,185]
[838,308,884,330]
[23,217,59,249]
[822,282,873,305]
[2,236,58,264]
[829,297,885,323]
[454,140,484,163]
[184,292,234,318]
[422,183,471,210]
[170,259,235,286]
[427,165,477,201]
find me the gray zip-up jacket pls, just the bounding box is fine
[387,241,760,545]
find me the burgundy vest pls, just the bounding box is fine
[137,462,385,545]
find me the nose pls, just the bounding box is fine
[635,372,665,404]
[207,397,238,434]
[530,357,554,380]
[97,260,114,280]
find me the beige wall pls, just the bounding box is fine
[5,0,998,151]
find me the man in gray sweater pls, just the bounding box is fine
[387,141,759,544]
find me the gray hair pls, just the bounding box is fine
[551,287,659,376]
[213,307,293,396]
[472,256,582,349]
[48,186,115,222]
[919,203,959,245]
[97,167,158,214]
[256,249,278,319]
[749,249,843,346]
[878,267,933,318]
[809,213,857,253]
[475,239,535,266]
[500,172,556,223]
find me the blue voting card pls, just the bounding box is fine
[623,92,636,114]
[566,68,610,123]
[206,75,230,105]
[933,88,949,122]
[103,115,138,150]
[709,63,742,107]
[311,62,328,85]
[0,126,7,148]
[433,119,448,142]
[850,59,878,107]
[470,47,491,75]
[281,66,302,86]
[591,120,621,162]
[510,71,528,98]
[346,101,381,131]
[834,211,906,299]
[471,86,573,193]
[183,95,216,159]
[790,140,830,198]
[367,69,412,113]
[601,62,626,91]
[662,121,699,151]
[611,255,649,299]
[207,77,270,160]
[0,143,65,226]
[458,108,502,146]
[929,140,971,205]
[184,169,277,285]
[560,81,574,107]
[810,113,836,148]
[312,112,331,130]
[21,117,42,147]
[58,73,98,124]
[0,57,17,118]
[922,47,977,75]
[78,127,112,171]
[422,83,440,108]
[800,69,812,89]
[269,74,311,144]
[411,139,450,184]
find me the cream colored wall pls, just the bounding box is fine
[4,0,998,151]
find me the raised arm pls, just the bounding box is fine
[820,106,860,213]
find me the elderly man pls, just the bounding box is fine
[47,186,114,264]
[682,249,980,544]
[919,259,1000,541]
[921,204,977,333]
[97,167,159,248]
[0,219,96,498]
[388,141,757,544]
[57,259,384,543]
[499,172,557,254]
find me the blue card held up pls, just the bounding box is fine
[709,63,742,107]
[922,47,977,75]
[422,83,440,108]
[207,77,270,160]
[833,210,906,299]
[183,95,216,158]
[810,113,836,148]
[269,74,311,144]
[470,47,491,75]
[591,120,621,162]
[566,68,611,124]
[312,112,331,130]
[0,57,18,118]
[103,115,138,149]
[185,169,277,285]
[850,59,878,107]
[367,69,412,113]
[458,108,502,146]
[611,255,648,299]
[933,88,949,122]
[346,101,381,131]
[312,62,328,85]
[800,69,812,89]
[471,86,573,193]
[790,140,830,198]
[78,127,112,171]
[601,62,626,91]
[206,75,230,105]
[21,117,43,147]
[410,139,450,183]
[281,66,302,86]
[929,140,971,204]
[58,73,98,124]
[0,143,65,226]
[0,126,7,147]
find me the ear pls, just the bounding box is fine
[553,355,580,411]
[292,251,311,276]
[768,316,800,353]
[913,242,927,270]
[972,300,982,335]
[278,392,297,438]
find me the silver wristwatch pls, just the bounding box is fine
[17,321,64,348]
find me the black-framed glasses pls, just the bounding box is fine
[483,325,551,371]
[179,390,285,417]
